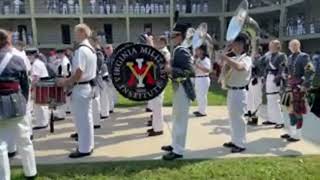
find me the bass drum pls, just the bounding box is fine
[111,44,168,101]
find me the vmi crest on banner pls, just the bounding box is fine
[111,43,168,101]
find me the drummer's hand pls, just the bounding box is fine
[56,78,66,87]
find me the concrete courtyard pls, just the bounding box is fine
[12,106,320,165]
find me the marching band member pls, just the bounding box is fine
[246,48,264,125]
[99,44,112,119]
[161,23,196,160]
[281,39,314,142]
[147,36,171,137]
[104,44,117,113]
[262,40,287,129]
[54,49,71,120]
[0,29,37,180]
[27,48,50,130]
[90,37,106,129]
[220,33,252,153]
[193,44,211,117]
[57,24,97,158]
[4,38,33,158]
[310,51,320,118]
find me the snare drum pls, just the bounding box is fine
[34,79,66,106]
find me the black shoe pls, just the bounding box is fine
[231,146,246,153]
[281,134,290,139]
[66,111,71,114]
[25,174,37,180]
[8,151,17,158]
[109,110,114,114]
[145,108,152,112]
[193,111,207,117]
[262,121,277,125]
[147,129,163,137]
[287,137,300,142]
[248,121,258,126]
[147,128,154,133]
[70,133,78,138]
[53,117,65,121]
[161,145,173,152]
[274,124,284,129]
[147,120,152,127]
[223,142,237,148]
[100,116,109,119]
[162,152,183,161]
[33,125,48,130]
[69,149,93,158]
[94,125,102,129]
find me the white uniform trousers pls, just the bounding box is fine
[54,96,71,118]
[195,77,210,114]
[5,99,33,153]
[71,84,94,153]
[107,82,117,111]
[227,89,247,148]
[33,104,49,127]
[147,100,153,111]
[100,80,110,117]
[171,85,191,155]
[266,74,284,124]
[150,92,164,132]
[247,78,262,115]
[0,117,37,180]
[92,86,102,126]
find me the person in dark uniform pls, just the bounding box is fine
[0,29,37,180]
[161,23,195,161]
[262,40,287,129]
[281,39,314,142]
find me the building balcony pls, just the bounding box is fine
[34,0,80,17]
[0,0,31,17]
[83,0,126,16]
[283,20,320,40]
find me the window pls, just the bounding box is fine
[61,24,71,44]
[104,24,113,44]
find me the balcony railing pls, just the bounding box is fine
[0,1,30,15]
[34,1,80,15]
[285,21,320,37]
[85,3,126,15]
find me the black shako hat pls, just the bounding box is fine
[25,47,39,55]
[172,23,189,36]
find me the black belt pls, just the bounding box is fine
[266,92,279,95]
[75,80,91,85]
[102,76,109,81]
[195,75,209,78]
[227,85,248,90]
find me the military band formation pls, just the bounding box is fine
[1,3,320,180]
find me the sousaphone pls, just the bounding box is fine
[218,0,260,89]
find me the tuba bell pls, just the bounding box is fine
[218,0,260,89]
[181,23,215,60]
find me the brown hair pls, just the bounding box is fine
[0,29,9,49]
[159,35,168,46]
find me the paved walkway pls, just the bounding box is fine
[12,106,320,165]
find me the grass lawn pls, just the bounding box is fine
[12,156,320,180]
[117,81,227,107]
